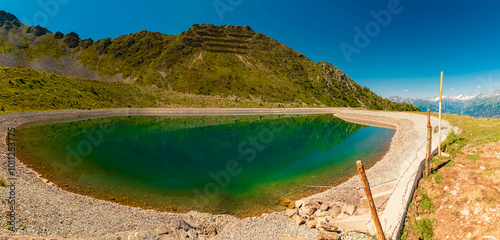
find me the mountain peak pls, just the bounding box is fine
[0,10,22,30]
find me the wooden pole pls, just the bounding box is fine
[356,161,386,240]
[425,109,432,177]
[438,71,443,156]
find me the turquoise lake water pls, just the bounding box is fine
[16,114,395,217]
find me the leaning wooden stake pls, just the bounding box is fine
[425,109,432,177]
[356,161,386,240]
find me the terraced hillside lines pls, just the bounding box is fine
[184,24,253,54]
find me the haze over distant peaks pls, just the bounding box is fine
[390,90,500,118]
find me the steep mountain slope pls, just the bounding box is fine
[0,10,418,110]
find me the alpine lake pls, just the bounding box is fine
[15,114,395,217]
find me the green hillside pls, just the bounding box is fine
[0,67,301,112]
[0,10,418,111]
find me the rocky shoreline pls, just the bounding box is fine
[0,108,450,240]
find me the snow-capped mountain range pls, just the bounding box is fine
[389,90,500,118]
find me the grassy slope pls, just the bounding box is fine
[0,67,312,113]
[401,114,500,239]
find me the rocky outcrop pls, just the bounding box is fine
[54,31,64,39]
[63,31,81,48]
[0,10,22,30]
[80,38,94,49]
[26,25,50,37]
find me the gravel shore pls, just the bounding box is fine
[0,108,449,240]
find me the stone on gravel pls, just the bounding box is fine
[318,229,340,240]
[329,205,341,218]
[311,201,322,209]
[315,210,329,217]
[286,208,297,217]
[320,203,330,211]
[306,219,318,229]
[344,205,357,215]
[317,220,338,232]
[292,215,306,225]
[299,206,317,216]
[295,200,304,209]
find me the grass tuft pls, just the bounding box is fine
[419,189,434,212]
[467,154,480,163]
[432,171,443,184]
[440,130,467,157]
[411,218,434,240]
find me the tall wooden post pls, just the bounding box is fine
[438,71,443,156]
[357,161,386,240]
[425,109,432,177]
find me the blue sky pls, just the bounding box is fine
[3,0,500,98]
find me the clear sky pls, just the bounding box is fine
[3,0,500,98]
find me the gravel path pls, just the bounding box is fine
[0,108,449,240]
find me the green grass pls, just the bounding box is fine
[26,34,68,60]
[411,218,434,240]
[440,130,468,157]
[432,171,443,184]
[446,159,455,167]
[0,37,15,54]
[431,155,446,165]
[420,113,500,150]
[0,67,158,111]
[419,189,434,212]
[435,114,500,159]
[441,114,500,142]
[467,154,480,163]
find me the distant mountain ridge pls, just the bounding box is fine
[0,10,418,111]
[390,90,500,118]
